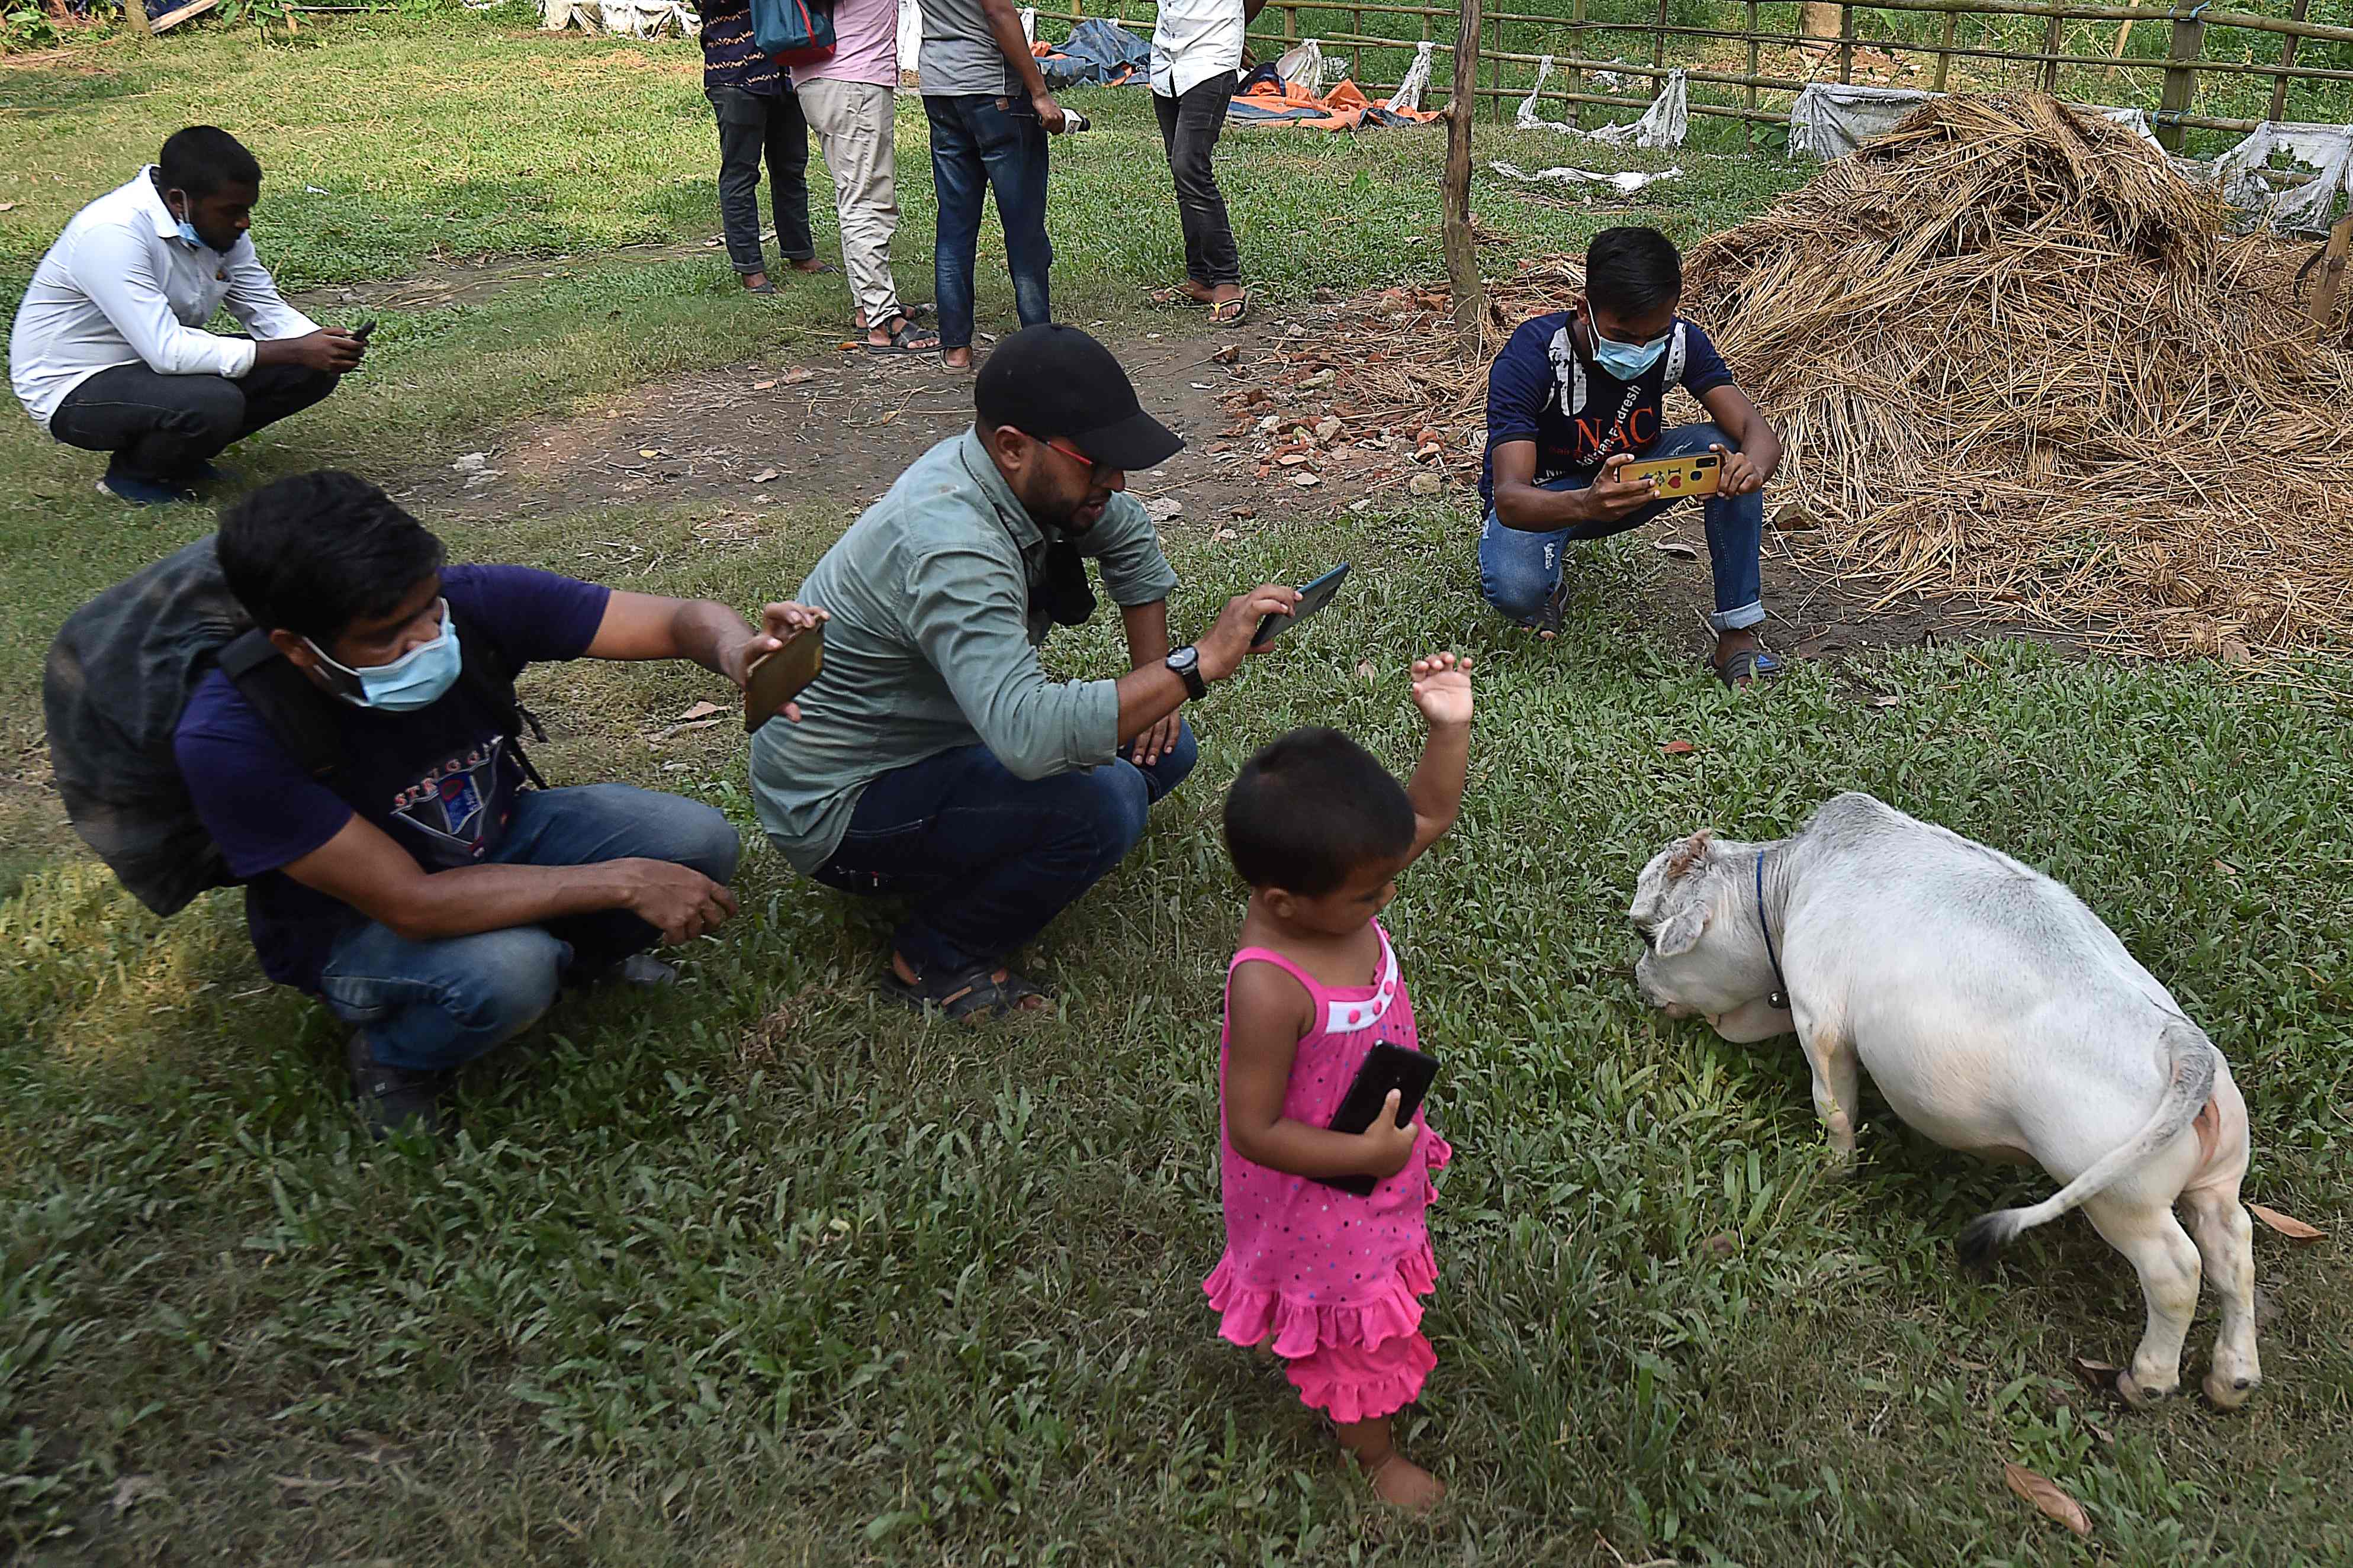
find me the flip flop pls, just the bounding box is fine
[742,279,779,295]
[1715,647,1783,688]
[864,315,941,355]
[1150,285,1211,308]
[1208,292,1251,325]
[1524,576,1570,641]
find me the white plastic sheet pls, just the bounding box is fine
[1490,160,1685,194]
[1276,40,1325,93]
[542,0,695,34]
[1019,5,1034,43]
[1386,40,1434,113]
[2211,123,2353,234]
[1786,83,1931,160]
[1515,59,1689,150]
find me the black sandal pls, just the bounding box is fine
[1526,576,1570,641]
[1714,646,1783,688]
[864,315,942,355]
[880,961,1052,1021]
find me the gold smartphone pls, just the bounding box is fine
[743,626,825,733]
[1618,450,1722,499]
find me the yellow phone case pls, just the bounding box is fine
[1618,451,1722,499]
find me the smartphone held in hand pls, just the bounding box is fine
[743,625,825,733]
[1252,562,1351,648]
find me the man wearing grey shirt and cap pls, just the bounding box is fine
[751,325,1297,1019]
[920,0,1069,370]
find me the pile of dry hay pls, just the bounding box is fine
[1241,92,2353,658]
[1680,91,2353,659]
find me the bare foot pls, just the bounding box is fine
[787,257,832,273]
[1359,1450,1445,1512]
[1335,1416,1444,1512]
[741,271,771,291]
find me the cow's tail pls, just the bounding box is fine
[1958,1020,2216,1271]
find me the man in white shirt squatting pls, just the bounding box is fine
[9,126,365,507]
[1150,0,1262,324]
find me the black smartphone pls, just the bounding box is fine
[742,625,825,733]
[1312,1042,1439,1197]
[352,318,377,341]
[1252,562,1351,649]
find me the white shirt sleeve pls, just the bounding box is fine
[221,242,319,343]
[70,221,258,380]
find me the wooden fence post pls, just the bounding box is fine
[1933,8,1956,90]
[1569,0,1586,128]
[1651,0,1669,70]
[1444,0,1485,357]
[2270,0,2310,123]
[1801,0,1838,54]
[2313,209,2351,331]
[1838,2,1855,85]
[2156,3,2204,153]
[1744,0,1760,147]
[2041,11,2065,92]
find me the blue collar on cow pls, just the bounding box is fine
[1755,852,1790,1011]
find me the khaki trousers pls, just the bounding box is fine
[795,79,903,329]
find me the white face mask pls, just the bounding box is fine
[303,603,464,713]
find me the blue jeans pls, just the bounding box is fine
[811,723,1197,975]
[923,91,1053,352]
[317,785,740,1072]
[1478,421,1765,632]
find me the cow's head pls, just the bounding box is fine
[1628,828,1794,1043]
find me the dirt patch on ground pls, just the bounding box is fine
[390,310,2049,671]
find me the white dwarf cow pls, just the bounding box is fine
[1628,791,2259,1409]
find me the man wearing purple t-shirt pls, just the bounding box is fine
[173,471,825,1138]
[795,0,934,352]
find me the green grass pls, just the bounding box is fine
[4,14,2351,1564]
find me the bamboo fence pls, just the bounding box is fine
[1042,0,2353,149]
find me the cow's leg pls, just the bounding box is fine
[2181,1183,2260,1409]
[1795,1011,1862,1158]
[2081,1190,2201,1408]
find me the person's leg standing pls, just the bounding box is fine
[927,94,988,358]
[49,362,247,493]
[802,79,905,333]
[711,85,773,278]
[764,83,821,269]
[486,783,742,973]
[1169,72,1241,297]
[973,92,1053,328]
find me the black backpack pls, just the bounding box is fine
[42,535,540,917]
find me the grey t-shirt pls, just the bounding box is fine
[919,0,1020,97]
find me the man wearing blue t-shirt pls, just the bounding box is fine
[173,471,825,1138]
[1479,226,1785,686]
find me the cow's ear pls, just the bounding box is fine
[1665,829,1715,880]
[1654,901,1709,957]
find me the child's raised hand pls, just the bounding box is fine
[1358,1089,1422,1180]
[1410,652,1474,729]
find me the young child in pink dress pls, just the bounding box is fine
[1203,652,1473,1512]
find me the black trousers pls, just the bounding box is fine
[711,85,816,275]
[49,357,340,483]
[1153,71,1241,289]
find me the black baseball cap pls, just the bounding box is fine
[975,324,1184,472]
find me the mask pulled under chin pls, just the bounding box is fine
[307,610,465,713]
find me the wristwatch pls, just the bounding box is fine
[1165,644,1207,701]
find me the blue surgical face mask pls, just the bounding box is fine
[306,604,463,713]
[1589,314,1670,381]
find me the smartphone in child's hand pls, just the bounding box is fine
[1312,1042,1438,1196]
[1252,562,1351,648]
[742,624,825,733]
